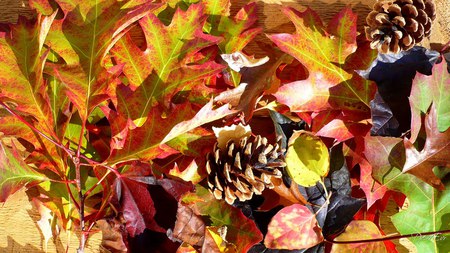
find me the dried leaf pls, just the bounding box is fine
[172,204,206,247]
[221,52,269,72]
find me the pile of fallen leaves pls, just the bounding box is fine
[0,0,449,252]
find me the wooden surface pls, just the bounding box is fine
[1,0,448,252]
[0,190,102,253]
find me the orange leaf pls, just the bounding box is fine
[264,204,323,250]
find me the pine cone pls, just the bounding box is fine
[206,135,285,205]
[365,0,436,54]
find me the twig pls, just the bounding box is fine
[325,229,450,244]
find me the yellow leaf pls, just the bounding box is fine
[285,131,329,186]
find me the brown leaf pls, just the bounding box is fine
[97,216,127,253]
[260,177,307,210]
[403,103,449,190]
[201,226,237,253]
[172,205,206,247]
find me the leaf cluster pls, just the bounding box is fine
[0,0,449,252]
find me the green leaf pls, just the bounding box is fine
[0,142,47,202]
[365,135,450,253]
[285,131,329,187]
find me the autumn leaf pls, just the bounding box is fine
[330,220,387,253]
[0,141,47,202]
[269,7,376,113]
[366,136,450,252]
[409,58,450,142]
[172,204,206,247]
[181,186,262,252]
[264,204,324,250]
[213,2,261,53]
[161,99,236,144]
[47,1,160,122]
[344,137,387,208]
[113,3,224,127]
[106,104,194,165]
[113,176,165,236]
[285,131,329,187]
[0,13,56,135]
[402,103,449,190]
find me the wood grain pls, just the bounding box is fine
[0,0,446,252]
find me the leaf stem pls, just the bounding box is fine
[325,229,450,244]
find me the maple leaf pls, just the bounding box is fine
[46,1,160,122]
[268,7,376,113]
[0,13,56,135]
[0,141,47,202]
[112,3,224,127]
[330,220,387,253]
[264,204,324,250]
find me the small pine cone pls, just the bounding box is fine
[206,135,285,205]
[365,0,436,54]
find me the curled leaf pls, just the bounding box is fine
[221,51,269,72]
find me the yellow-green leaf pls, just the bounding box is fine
[285,131,329,186]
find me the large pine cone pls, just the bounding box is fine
[365,0,436,54]
[206,135,285,205]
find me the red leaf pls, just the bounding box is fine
[264,204,324,250]
[345,138,387,208]
[113,177,165,237]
